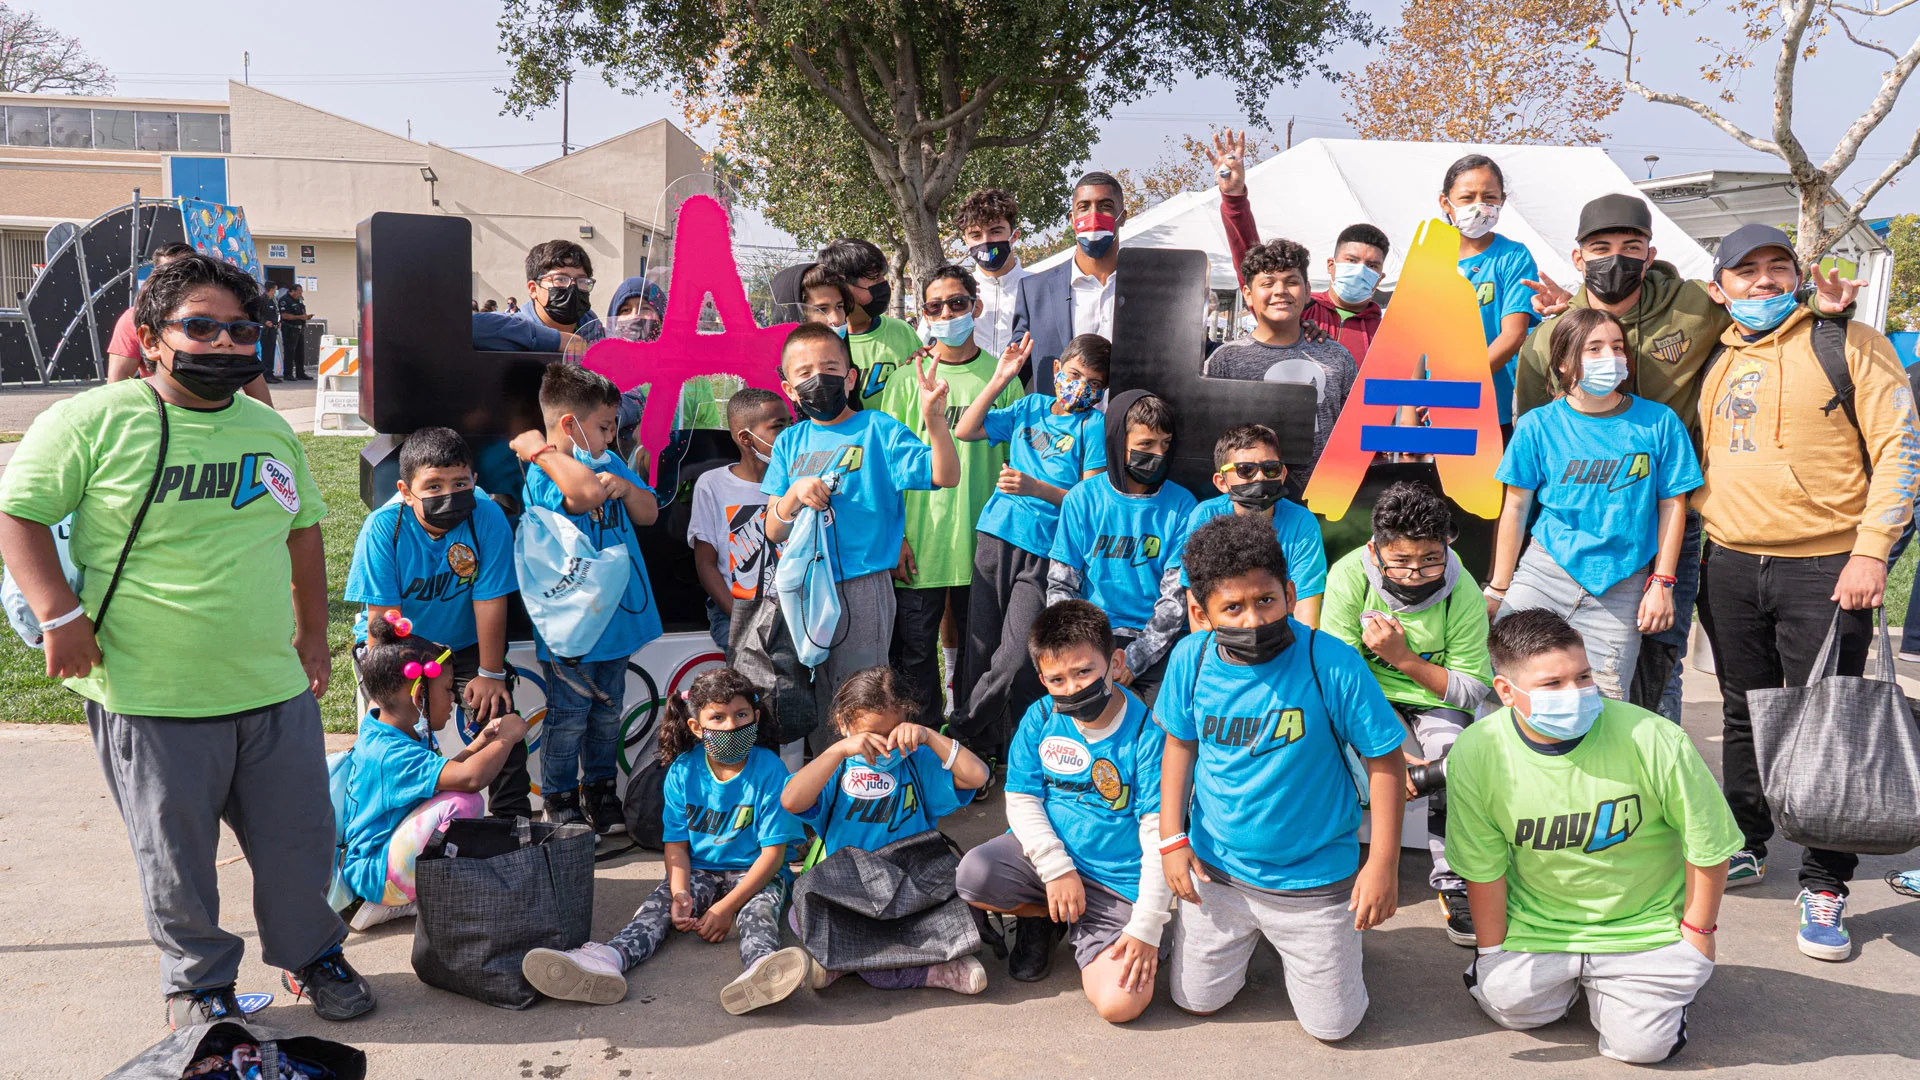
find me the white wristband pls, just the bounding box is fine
[478,667,507,681]
[942,738,961,771]
[38,605,87,632]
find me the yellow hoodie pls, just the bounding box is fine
[1694,307,1920,560]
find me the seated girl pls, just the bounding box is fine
[523,667,813,1015]
[340,611,528,931]
[781,666,993,994]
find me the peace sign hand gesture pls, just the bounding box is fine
[1810,262,1866,316]
[1209,129,1249,197]
[995,333,1033,385]
[916,350,952,426]
[1523,272,1573,317]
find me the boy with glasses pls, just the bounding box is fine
[1124,424,1330,684]
[1320,480,1492,946]
[520,239,604,343]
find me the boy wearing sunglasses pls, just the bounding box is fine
[1320,480,1492,947]
[1124,424,1330,685]
[0,254,374,1025]
[876,266,1024,724]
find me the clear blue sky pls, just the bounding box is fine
[41,0,1920,241]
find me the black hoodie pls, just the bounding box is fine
[1105,389,1168,495]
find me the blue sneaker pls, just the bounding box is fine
[1796,889,1852,961]
[1726,850,1766,888]
[1887,869,1920,899]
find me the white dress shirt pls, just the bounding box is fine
[974,259,1030,359]
[1069,264,1117,341]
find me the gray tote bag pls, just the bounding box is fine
[1751,609,1920,855]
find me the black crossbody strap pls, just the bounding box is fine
[92,384,170,634]
[1810,317,1873,479]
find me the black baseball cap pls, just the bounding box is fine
[1576,194,1653,241]
[1712,223,1798,280]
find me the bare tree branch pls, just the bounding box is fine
[1821,29,1920,177]
[1769,0,1819,176]
[1829,0,1920,15]
[1846,123,1920,224]
[1623,79,1782,153]
[1830,10,1900,59]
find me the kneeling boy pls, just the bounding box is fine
[956,600,1171,1023]
[1450,610,1739,1065]
[1157,514,1406,1039]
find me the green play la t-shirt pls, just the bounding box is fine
[0,380,328,717]
[1446,698,1742,953]
[877,346,1022,588]
[850,315,925,406]
[1319,546,1491,711]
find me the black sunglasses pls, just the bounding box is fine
[1217,460,1286,481]
[164,317,265,346]
[920,296,974,317]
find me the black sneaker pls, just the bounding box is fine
[544,788,587,827]
[166,985,242,1030]
[1440,890,1475,947]
[584,779,625,836]
[283,946,375,1021]
[1008,916,1060,982]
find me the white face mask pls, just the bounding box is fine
[1451,202,1500,239]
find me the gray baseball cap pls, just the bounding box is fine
[1712,223,1798,280]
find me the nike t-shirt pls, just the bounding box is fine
[687,465,772,600]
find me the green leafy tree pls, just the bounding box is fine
[1884,213,1920,331]
[498,0,1371,286]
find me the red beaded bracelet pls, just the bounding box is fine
[1680,918,1716,935]
[1645,573,1677,591]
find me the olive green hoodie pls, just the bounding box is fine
[1512,261,1731,441]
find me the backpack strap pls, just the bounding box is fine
[92,383,170,635]
[1810,316,1873,479]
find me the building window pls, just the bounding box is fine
[179,112,222,151]
[136,111,178,152]
[219,114,230,152]
[49,108,91,148]
[93,109,135,150]
[6,107,49,147]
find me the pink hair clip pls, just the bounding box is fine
[402,658,443,680]
[382,610,413,637]
[403,661,422,679]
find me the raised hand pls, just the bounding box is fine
[1209,129,1249,197]
[996,333,1033,383]
[1523,272,1573,317]
[1810,262,1866,315]
[915,351,951,420]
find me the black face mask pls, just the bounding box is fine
[1380,574,1447,607]
[542,282,593,326]
[1227,478,1287,511]
[1051,678,1112,723]
[794,373,850,422]
[417,488,476,532]
[968,241,1012,272]
[1213,617,1296,666]
[165,350,264,402]
[860,281,892,322]
[1124,450,1169,487]
[1582,254,1646,306]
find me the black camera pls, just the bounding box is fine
[1407,757,1447,799]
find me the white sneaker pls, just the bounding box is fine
[347,901,416,932]
[924,954,988,995]
[804,950,842,990]
[522,942,628,1004]
[721,947,809,1015]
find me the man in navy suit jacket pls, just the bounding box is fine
[1013,172,1126,395]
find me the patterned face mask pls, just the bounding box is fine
[1056,374,1102,412]
[703,721,759,765]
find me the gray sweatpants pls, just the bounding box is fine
[1401,705,1470,890]
[1464,940,1715,1064]
[1499,544,1645,700]
[782,570,896,769]
[87,693,346,994]
[1169,875,1367,1040]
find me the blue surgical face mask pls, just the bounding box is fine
[864,747,905,772]
[1578,353,1628,397]
[1521,684,1603,740]
[1727,290,1798,334]
[832,322,849,339]
[929,312,975,346]
[568,418,614,468]
[1330,262,1382,307]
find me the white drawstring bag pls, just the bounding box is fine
[774,498,844,670]
[2,514,81,649]
[514,505,633,660]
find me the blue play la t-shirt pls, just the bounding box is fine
[1170,495,1329,600]
[975,395,1106,557]
[522,455,663,661]
[795,745,964,857]
[1005,687,1163,901]
[345,494,517,650]
[1154,624,1405,890]
[341,712,447,903]
[1050,478,1197,632]
[1495,395,1702,596]
[1459,233,1539,426]
[761,410,933,582]
[661,746,804,871]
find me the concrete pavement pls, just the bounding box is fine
[2,662,1918,1079]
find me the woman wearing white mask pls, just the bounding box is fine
[1483,309,1701,701]
[1441,155,1538,434]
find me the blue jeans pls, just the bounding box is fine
[1499,543,1645,700]
[705,597,732,652]
[539,658,628,792]
[1654,510,1703,723]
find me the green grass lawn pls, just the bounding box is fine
[0,434,375,733]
